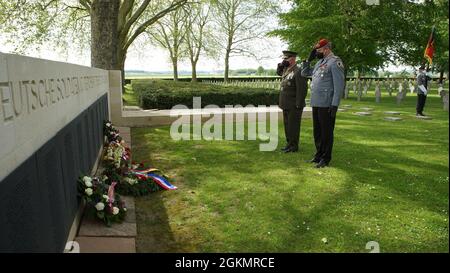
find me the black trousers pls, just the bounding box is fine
[416,94,427,114]
[282,108,303,149]
[312,107,336,163]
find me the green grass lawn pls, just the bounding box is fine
[131,90,449,253]
[123,84,140,107]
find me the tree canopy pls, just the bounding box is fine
[272,0,449,76]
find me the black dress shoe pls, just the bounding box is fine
[280,146,290,152]
[315,159,329,168]
[308,158,321,163]
[284,147,298,153]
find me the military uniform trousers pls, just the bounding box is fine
[282,107,304,150]
[312,107,336,163]
[416,93,427,114]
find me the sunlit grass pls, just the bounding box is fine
[122,84,140,107]
[132,90,449,253]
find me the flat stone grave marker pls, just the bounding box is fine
[415,115,432,120]
[384,111,401,115]
[355,112,372,116]
[384,117,403,121]
[342,104,352,108]
[360,107,374,111]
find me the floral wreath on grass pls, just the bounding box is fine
[78,121,176,226]
[78,176,127,227]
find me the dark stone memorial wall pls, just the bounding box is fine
[0,94,108,252]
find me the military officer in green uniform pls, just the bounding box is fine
[277,50,308,153]
[301,39,345,168]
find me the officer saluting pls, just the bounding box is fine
[301,39,345,168]
[277,50,308,153]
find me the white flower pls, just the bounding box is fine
[106,122,111,127]
[112,207,120,215]
[85,188,93,196]
[103,195,110,202]
[95,202,105,211]
[102,175,108,182]
[125,177,137,185]
[123,208,127,212]
[82,176,91,182]
[110,132,114,135]
[83,176,92,187]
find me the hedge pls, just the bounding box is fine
[131,80,279,109]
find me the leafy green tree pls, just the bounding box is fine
[146,6,189,81]
[211,0,279,82]
[272,0,391,76]
[271,0,448,79]
[257,66,265,75]
[0,0,188,76]
[183,0,214,82]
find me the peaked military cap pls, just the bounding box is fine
[282,50,298,58]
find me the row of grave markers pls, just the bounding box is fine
[341,105,432,121]
[202,78,448,111]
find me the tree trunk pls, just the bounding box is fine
[224,50,231,83]
[90,0,120,70]
[172,58,179,81]
[191,60,198,82]
[439,70,444,84]
[117,51,126,86]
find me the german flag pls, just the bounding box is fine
[424,26,435,65]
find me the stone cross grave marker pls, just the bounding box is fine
[357,80,363,101]
[396,80,405,104]
[409,80,415,94]
[363,80,369,95]
[441,90,449,111]
[375,81,381,103]
[388,80,394,96]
